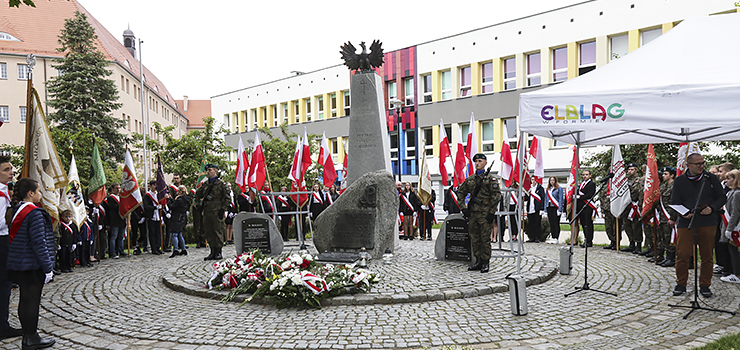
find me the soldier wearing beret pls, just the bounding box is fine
[195,164,230,261]
[456,153,502,273]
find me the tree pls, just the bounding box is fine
[583,143,695,179]
[46,11,125,165]
[8,0,35,7]
[255,124,321,190]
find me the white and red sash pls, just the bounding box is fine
[509,192,518,206]
[10,202,37,244]
[169,185,177,192]
[587,200,598,211]
[400,193,415,212]
[449,190,461,211]
[721,205,730,227]
[628,201,641,220]
[301,272,329,294]
[146,192,157,204]
[61,221,73,236]
[108,194,120,204]
[326,192,334,205]
[546,189,560,210]
[277,195,290,208]
[0,189,9,206]
[311,192,323,205]
[530,189,542,203]
[260,191,275,212]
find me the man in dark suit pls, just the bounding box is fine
[577,170,596,247]
[102,183,127,258]
[443,186,461,214]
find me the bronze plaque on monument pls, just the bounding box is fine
[331,209,375,249]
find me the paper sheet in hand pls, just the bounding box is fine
[669,204,690,216]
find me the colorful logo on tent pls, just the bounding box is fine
[540,103,625,123]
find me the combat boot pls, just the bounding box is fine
[622,242,636,253]
[213,247,223,260]
[480,260,490,273]
[203,247,215,261]
[632,243,643,254]
[660,251,675,267]
[468,257,482,271]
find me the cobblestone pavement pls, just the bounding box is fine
[1,238,739,350]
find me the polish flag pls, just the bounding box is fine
[340,147,348,194]
[288,135,304,183]
[438,120,452,186]
[248,133,266,192]
[318,132,337,187]
[235,136,249,192]
[453,126,467,186]
[300,128,312,178]
[676,142,700,176]
[565,145,579,212]
[513,142,531,192]
[465,113,478,176]
[500,123,514,187]
[529,136,544,185]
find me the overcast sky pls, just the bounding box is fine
[77,0,583,101]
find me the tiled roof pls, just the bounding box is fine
[175,99,211,128]
[0,0,182,114]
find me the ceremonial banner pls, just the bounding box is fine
[438,119,452,186]
[25,87,67,224]
[155,155,167,203]
[565,145,578,213]
[453,126,466,187]
[58,155,86,227]
[530,136,544,185]
[417,152,433,206]
[340,147,348,194]
[676,142,700,177]
[641,144,660,220]
[318,132,337,187]
[465,113,478,176]
[248,132,266,191]
[609,145,631,217]
[88,139,107,205]
[119,148,142,218]
[196,155,208,188]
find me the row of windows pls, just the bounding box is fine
[229,91,351,131]
[0,63,29,80]
[0,106,27,123]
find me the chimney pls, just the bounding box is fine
[183,95,189,112]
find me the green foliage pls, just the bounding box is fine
[691,332,740,349]
[130,117,232,188]
[46,11,125,164]
[254,123,321,190]
[582,143,685,179]
[705,141,740,168]
[8,0,35,7]
[0,144,25,175]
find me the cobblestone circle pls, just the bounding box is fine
[0,237,738,350]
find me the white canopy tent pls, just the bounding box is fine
[519,12,740,146]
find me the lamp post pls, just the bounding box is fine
[390,99,404,182]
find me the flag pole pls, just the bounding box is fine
[22,54,36,178]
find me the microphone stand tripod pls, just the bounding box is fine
[668,176,735,319]
[566,179,617,297]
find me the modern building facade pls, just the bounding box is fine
[0,0,188,165]
[214,0,736,191]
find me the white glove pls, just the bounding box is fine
[71,244,77,251]
[98,225,103,230]
[166,213,172,219]
[308,212,313,219]
[44,272,53,284]
[138,218,145,224]
[725,230,733,241]
[157,205,162,210]
[557,211,562,217]
[93,208,100,215]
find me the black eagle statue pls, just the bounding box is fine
[339,40,384,72]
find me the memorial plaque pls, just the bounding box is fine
[316,251,360,264]
[332,209,376,249]
[445,218,471,261]
[241,217,271,254]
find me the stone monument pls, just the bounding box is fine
[233,212,284,256]
[313,170,398,260]
[434,213,473,262]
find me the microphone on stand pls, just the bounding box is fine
[599,172,615,184]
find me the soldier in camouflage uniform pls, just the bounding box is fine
[656,167,678,267]
[190,188,206,248]
[195,164,230,261]
[621,163,644,253]
[457,154,502,273]
[599,185,622,250]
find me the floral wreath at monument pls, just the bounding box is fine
[208,249,379,309]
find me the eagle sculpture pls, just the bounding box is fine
[339,40,384,72]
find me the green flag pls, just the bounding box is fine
[88,139,107,205]
[196,155,208,188]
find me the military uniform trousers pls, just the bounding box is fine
[643,223,655,250]
[202,209,225,250]
[469,213,492,261]
[192,208,205,246]
[604,212,623,243]
[658,223,676,254]
[621,213,643,247]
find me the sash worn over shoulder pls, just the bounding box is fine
[10,202,38,244]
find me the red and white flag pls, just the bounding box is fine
[676,142,700,176]
[119,148,143,218]
[513,142,532,192]
[565,145,579,212]
[529,136,544,185]
[318,132,337,187]
[288,134,304,184]
[641,144,661,221]
[248,133,266,192]
[438,120,452,186]
[235,136,249,192]
[465,113,478,176]
[500,123,514,186]
[453,126,467,187]
[610,145,631,217]
[300,128,312,179]
[340,146,348,194]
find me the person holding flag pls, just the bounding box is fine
[576,170,596,247]
[195,164,230,261]
[621,163,644,253]
[88,140,107,260]
[656,166,678,267]
[143,180,164,255]
[101,184,126,259]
